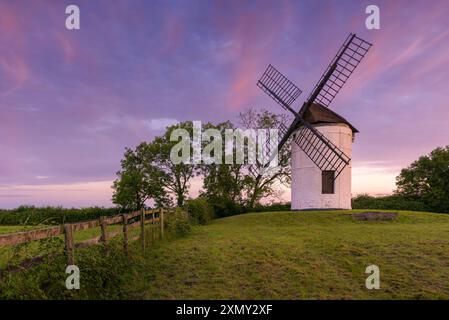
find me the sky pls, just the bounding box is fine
[1,0,449,208]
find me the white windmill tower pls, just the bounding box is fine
[253,33,372,210]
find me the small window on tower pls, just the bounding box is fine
[322,171,335,194]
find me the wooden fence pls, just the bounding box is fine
[0,208,171,268]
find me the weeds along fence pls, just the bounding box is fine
[0,208,172,271]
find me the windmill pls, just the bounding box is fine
[253,33,372,210]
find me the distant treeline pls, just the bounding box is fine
[0,206,120,226]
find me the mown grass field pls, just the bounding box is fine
[125,210,449,299]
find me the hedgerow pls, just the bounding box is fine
[0,206,119,226]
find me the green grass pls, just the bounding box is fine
[0,224,123,269]
[125,210,449,299]
[0,225,42,235]
[2,209,449,299]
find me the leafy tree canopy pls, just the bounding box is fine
[112,147,169,210]
[396,146,449,213]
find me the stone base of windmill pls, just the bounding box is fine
[291,123,353,211]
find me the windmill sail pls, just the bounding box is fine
[304,33,372,111]
[257,64,302,115]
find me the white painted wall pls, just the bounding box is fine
[291,123,353,210]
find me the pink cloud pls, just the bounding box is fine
[0,52,30,93]
[217,2,293,109]
[0,2,31,93]
[55,32,76,61]
[159,9,185,54]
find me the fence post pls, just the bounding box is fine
[152,212,155,241]
[99,216,108,256]
[122,214,128,255]
[140,208,145,254]
[64,224,75,265]
[160,208,164,239]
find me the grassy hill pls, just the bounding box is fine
[125,210,449,299]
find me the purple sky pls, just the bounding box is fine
[1,0,449,208]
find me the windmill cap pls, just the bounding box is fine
[299,102,358,133]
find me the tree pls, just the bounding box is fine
[113,121,199,209]
[112,147,170,210]
[239,108,292,208]
[144,121,199,207]
[200,109,291,209]
[200,121,248,206]
[395,146,449,213]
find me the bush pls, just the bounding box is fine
[165,208,191,236]
[352,194,428,212]
[184,198,214,225]
[185,198,290,220]
[250,202,291,212]
[208,197,244,218]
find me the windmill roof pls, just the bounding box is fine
[298,103,358,133]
